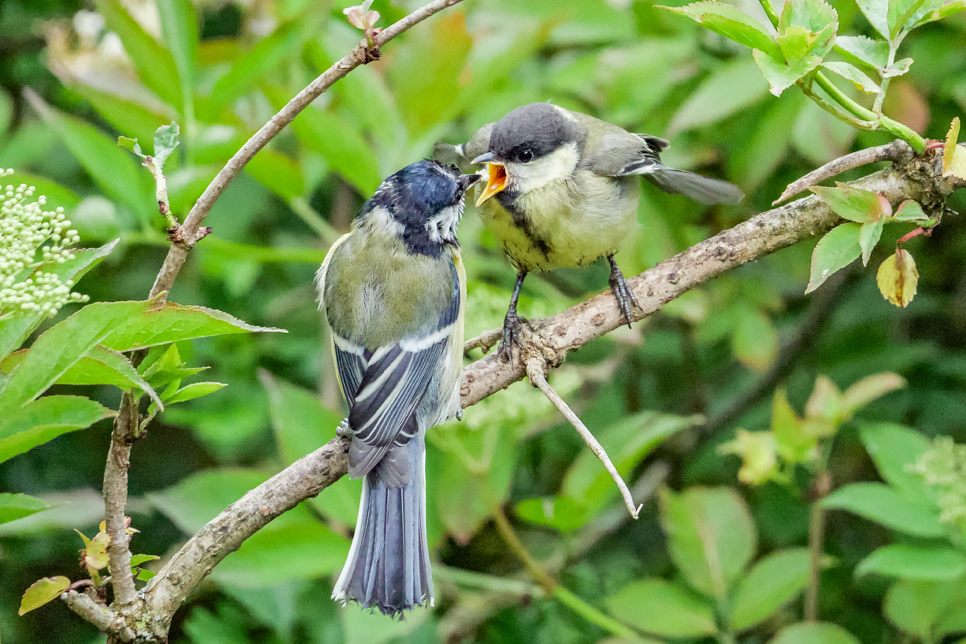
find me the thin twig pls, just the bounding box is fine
[463,327,503,356]
[63,591,134,641]
[148,0,468,302]
[773,140,914,205]
[526,359,641,519]
[806,470,833,621]
[102,392,140,613]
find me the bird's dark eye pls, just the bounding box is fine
[518,148,534,163]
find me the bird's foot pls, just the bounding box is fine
[497,310,528,366]
[608,261,641,329]
[336,418,352,438]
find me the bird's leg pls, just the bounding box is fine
[336,418,353,438]
[498,270,528,363]
[607,254,641,329]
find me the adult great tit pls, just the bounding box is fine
[317,160,479,616]
[437,102,743,356]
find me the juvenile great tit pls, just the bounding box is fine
[437,102,743,356]
[317,160,479,616]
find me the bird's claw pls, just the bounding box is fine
[608,262,641,329]
[497,310,527,366]
[336,419,352,438]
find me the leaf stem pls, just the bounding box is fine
[873,40,899,115]
[806,468,832,621]
[757,0,780,28]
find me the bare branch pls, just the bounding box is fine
[464,327,502,356]
[149,0,468,302]
[63,591,134,641]
[103,393,140,612]
[773,140,914,205]
[526,358,641,519]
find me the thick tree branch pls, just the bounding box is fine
[64,591,134,641]
[118,146,957,640]
[149,0,467,302]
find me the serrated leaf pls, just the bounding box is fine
[117,136,144,158]
[883,58,914,77]
[806,223,862,294]
[779,0,838,59]
[877,249,918,307]
[732,549,811,630]
[663,2,783,60]
[822,61,881,93]
[856,0,891,39]
[0,493,48,525]
[860,219,885,265]
[857,545,966,580]
[0,396,114,464]
[889,0,945,36]
[821,482,946,537]
[810,183,887,223]
[858,423,934,502]
[753,49,822,96]
[19,577,70,615]
[163,382,226,405]
[605,578,717,638]
[942,117,966,180]
[912,0,966,27]
[835,35,889,68]
[153,122,180,169]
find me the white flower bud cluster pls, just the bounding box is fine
[0,169,90,318]
[912,435,966,527]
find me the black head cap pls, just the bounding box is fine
[362,160,477,256]
[488,103,582,163]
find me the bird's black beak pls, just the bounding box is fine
[460,173,482,192]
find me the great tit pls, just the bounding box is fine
[437,102,743,356]
[317,160,479,616]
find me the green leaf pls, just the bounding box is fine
[811,183,888,223]
[148,468,270,533]
[912,0,966,27]
[731,306,778,371]
[893,200,929,221]
[822,61,881,93]
[245,149,305,201]
[753,49,823,97]
[605,577,717,638]
[884,579,961,640]
[888,0,944,37]
[769,622,861,644]
[668,58,771,133]
[0,301,152,414]
[772,389,816,463]
[91,0,183,109]
[821,482,946,537]
[805,223,862,294]
[101,302,285,353]
[834,35,889,68]
[66,83,175,149]
[662,2,783,60]
[779,0,838,58]
[0,396,114,463]
[163,382,226,405]
[130,553,160,569]
[515,496,589,532]
[858,423,935,502]
[205,14,322,120]
[386,10,474,137]
[0,240,117,362]
[157,0,198,116]
[659,486,757,598]
[27,93,153,224]
[883,57,913,77]
[137,568,157,582]
[0,87,12,135]
[731,549,812,631]
[153,122,181,170]
[856,0,891,39]
[19,577,70,615]
[857,545,966,580]
[841,373,905,416]
[860,219,884,265]
[0,493,49,525]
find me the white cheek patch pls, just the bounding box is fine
[507,142,579,194]
[367,205,405,237]
[425,202,464,243]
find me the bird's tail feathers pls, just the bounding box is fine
[332,436,433,618]
[647,167,744,205]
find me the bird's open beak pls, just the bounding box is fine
[475,162,508,207]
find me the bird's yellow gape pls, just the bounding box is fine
[476,162,508,206]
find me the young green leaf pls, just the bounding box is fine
[810,183,888,222]
[659,487,757,598]
[152,122,180,170]
[856,545,966,580]
[605,578,718,638]
[859,219,884,265]
[137,568,157,581]
[822,61,881,93]
[662,2,783,60]
[877,248,918,307]
[162,382,226,405]
[84,529,110,571]
[835,35,889,68]
[719,429,781,485]
[753,49,822,96]
[821,482,946,537]
[893,200,929,221]
[0,493,49,525]
[805,223,862,294]
[731,549,811,631]
[19,577,70,615]
[942,117,966,180]
[842,373,906,417]
[856,0,891,39]
[779,0,838,59]
[883,579,959,640]
[771,388,817,463]
[858,423,935,502]
[770,622,861,644]
[130,553,160,569]
[0,396,115,464]
[912,0,966,27]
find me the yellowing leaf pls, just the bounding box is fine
[85,529,111,571]
[719,429,780,485]
[19,576,70,615]
[943,117,966,180]
[877,249,919,307]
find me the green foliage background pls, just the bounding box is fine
[1,0,966,642]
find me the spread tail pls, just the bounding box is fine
[333,434,433,617]
[647,168,744,205]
